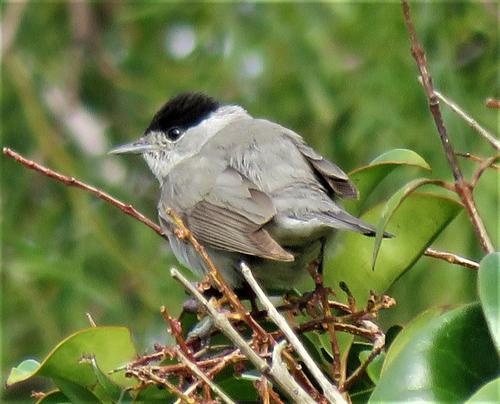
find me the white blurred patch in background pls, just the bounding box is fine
[165,24,196,60]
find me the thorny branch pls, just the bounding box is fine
[401,0,494,253]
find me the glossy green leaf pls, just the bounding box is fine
[325,193,462,303]
[347,149,431,214]
[465,377,500,403]
[478,252,500,351]
[370,303,499,402]
[6,327,137,391]
[371,178,452,269]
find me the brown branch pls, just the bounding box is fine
[165,208,270,343]
[2,147,164,238]
[401,0,494,253]
[161,306,193,359]
[424,248,479,270]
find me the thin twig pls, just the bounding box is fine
[174,347,236,404]
[425,85,500,151]
[85,312,97,327]
[165,208,270,342]
[424,248,479,270]
[176,350,243,402]
[2,147,164,238]
[127,366,192,403]
[401,0,494,253]
[161,306,192,359]
[170,267,317,403]
[456,152,500,170]
[240,262,346,404]
[340,322,385,392]
[470,155,500,189]
[269,341,317,404]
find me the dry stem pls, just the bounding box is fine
[401,0,494,253]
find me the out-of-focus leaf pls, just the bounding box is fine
[478,252,500,351]
[347,149,431,214]
[6,327,137,391]
[358,350,385,384]
[371,178,452,269]
[6,359,40,385]
[465,378,500,403]
[325,193,462,303]
[370,303,498,402]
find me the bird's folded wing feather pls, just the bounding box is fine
[288,134,359,199]
[185,167,294,262]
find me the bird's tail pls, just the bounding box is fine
[316,210,394,238]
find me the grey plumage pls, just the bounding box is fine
[110,93,383,289]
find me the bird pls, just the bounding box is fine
[110,92,385,290]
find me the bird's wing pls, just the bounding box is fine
[173,166,294,262]
[287,133,359,199]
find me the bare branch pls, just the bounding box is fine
[2,147,164,238]
[165,208,270,342]
[170,267,317,403]
[174,347,236,404]
[421,84,499,151]
[401,0,494,253]
[424,248,479,270]
[470,155,500,189]
[456,152,500,170]
[240,262,346,404]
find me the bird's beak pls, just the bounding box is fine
[108,137,156,155]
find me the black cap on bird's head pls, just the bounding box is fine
[146,92,220,134]
[109,92,220,155]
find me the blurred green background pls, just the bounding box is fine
[1,2,497,401]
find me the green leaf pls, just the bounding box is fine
[465,377,500,403]
[217,373,258,402]
[371,178,452,270]
[325,193,462,303]
[86,355,128,402]
[370,303,499,402]
[358,350,385,384]
[478,252,500,351]
[52,377,101,403]
[6,327,137,392]
[7,359,40,385]
[347,149,431,214]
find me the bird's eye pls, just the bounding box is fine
[166,127,183,141]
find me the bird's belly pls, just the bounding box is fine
[267,215,332,246]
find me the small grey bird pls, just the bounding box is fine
[110,93,381,289]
